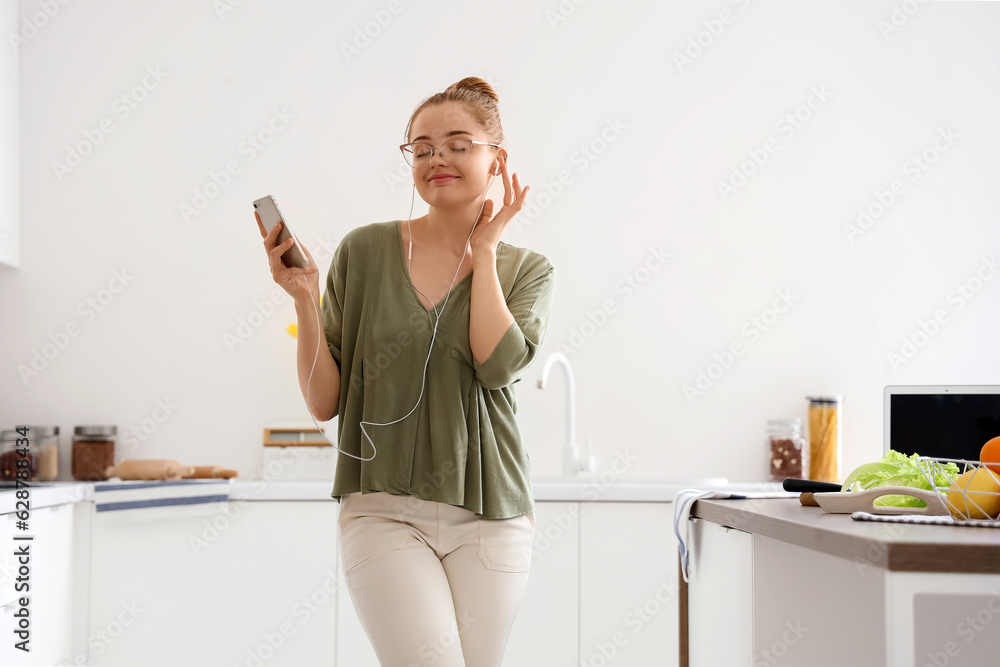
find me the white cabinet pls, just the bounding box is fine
[0,503,76,666]
[89,501,339,667]
[506,502,580,666]
[0,0,18,268]
[687,499,1000,667]
[85,495,681,666]
[686,518,753,665]
[580,502,679,667]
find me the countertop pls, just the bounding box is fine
[692,497,1000,574]
[0,478,787,514]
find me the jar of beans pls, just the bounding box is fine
[0,429,41,482]
[767,419,806,482]
[72,425,117,481]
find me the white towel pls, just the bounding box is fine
[93,478,231,513]
[673,489,743,583]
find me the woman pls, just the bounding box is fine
[257,77,556,666]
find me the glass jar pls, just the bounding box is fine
[73,426,117,481]
[0,429,40,482]
[806,396,842,483]
[30,426,60,481]
[767,418,806,482]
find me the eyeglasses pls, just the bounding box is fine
[399,139,501,168]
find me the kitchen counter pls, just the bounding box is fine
[684,496,1000,666]
[0,481,91,515]
[229,477,781,502]
[0,478,786,513]
[692,496,1000,573]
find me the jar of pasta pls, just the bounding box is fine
[806,396,842,483]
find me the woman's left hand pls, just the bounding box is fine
[469,158,530,259]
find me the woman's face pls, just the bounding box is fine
[407,101,501,212]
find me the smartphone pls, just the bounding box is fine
[253,195,308,269]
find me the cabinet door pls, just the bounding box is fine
[89,501,339,667]
[580,502,678,667]
[0,504,75,666]
[336,502,582,667]
[687,518,753,666]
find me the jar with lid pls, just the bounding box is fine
[30,426,60,481]
[73,426,117,481]
[767,419,806,482]
[0,429,40,482]
[806,396,842,483]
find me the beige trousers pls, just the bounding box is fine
[337,491,535,667]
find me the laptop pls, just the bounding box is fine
[884,385,1000,462]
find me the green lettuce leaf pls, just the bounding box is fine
[840,450,961,507]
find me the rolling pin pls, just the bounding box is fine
[105,459,195,480]
[184,465,238,479]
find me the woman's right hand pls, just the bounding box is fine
[255,212,320,303]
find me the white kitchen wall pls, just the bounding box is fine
[1,0,998,484]
[0,0,18,268]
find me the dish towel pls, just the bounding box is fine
[673,489,746,583]
[851,511,1000,528]
[93,479,231,513]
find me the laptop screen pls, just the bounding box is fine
[888,391,1000,461]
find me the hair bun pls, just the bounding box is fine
[447,77,499,105]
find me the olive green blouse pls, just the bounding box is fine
[322,220,555,519]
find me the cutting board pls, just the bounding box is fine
[813,486,950,516]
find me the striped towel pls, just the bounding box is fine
[851,511,1000,528]
[673,489,745,583]
[93,479,231,513]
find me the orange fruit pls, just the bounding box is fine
[946,468,1000,520]
[981,436,1000,476]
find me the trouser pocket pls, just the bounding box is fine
[338,492,415,575]
[477,513,535,573]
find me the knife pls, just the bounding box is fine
[781,478,843,493]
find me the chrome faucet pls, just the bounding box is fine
[537,352,595,477]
